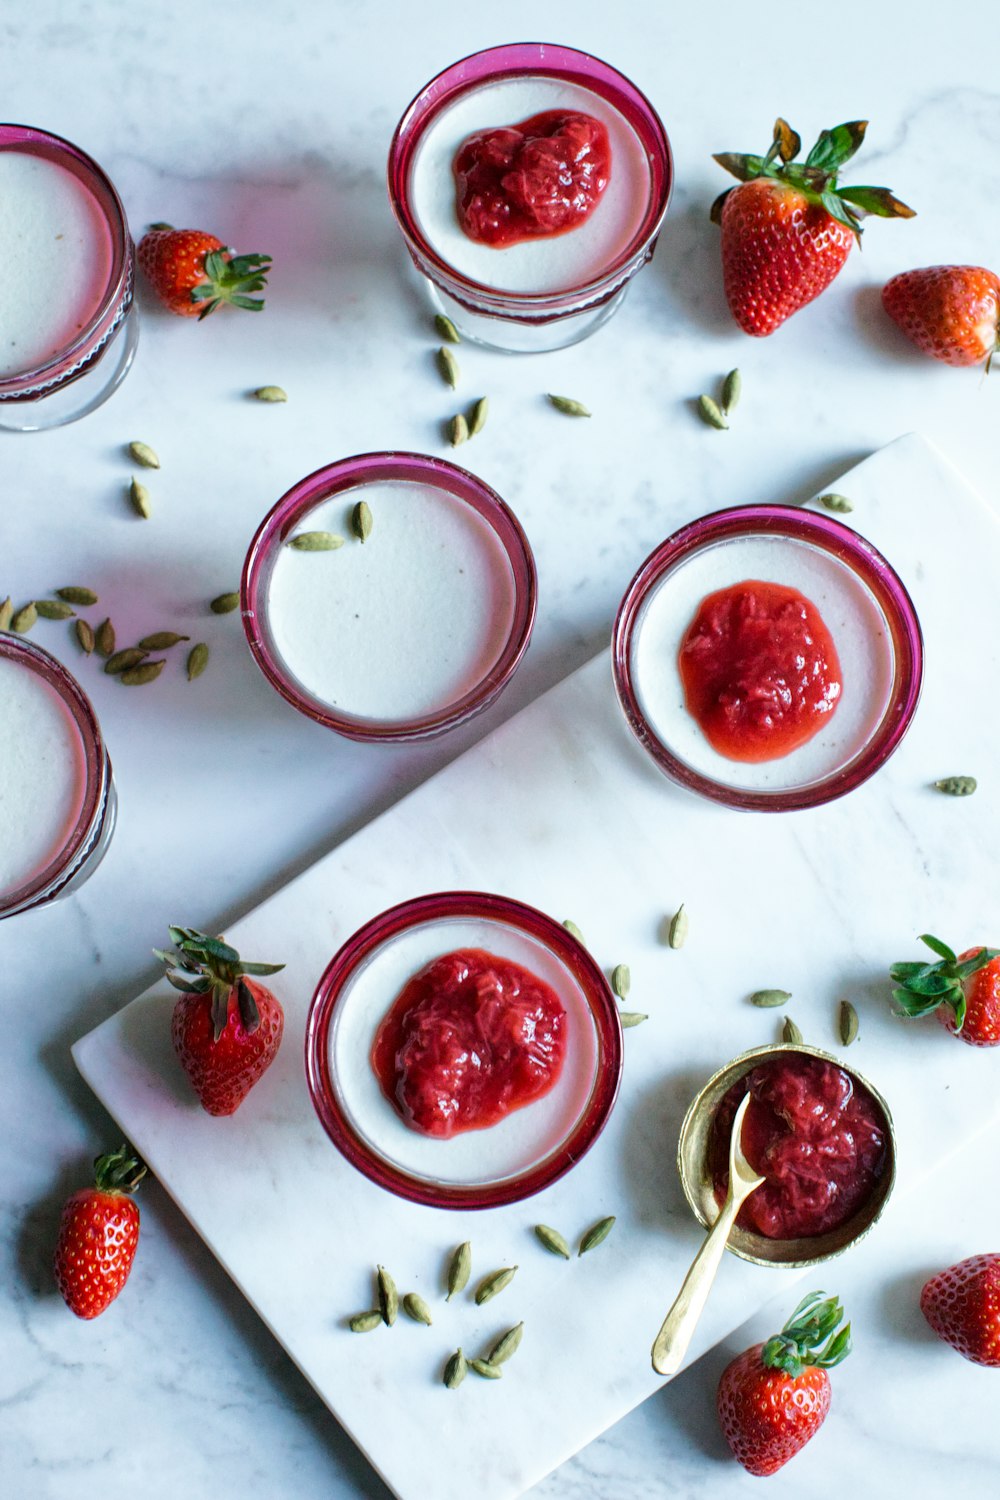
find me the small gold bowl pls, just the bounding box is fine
[677,1042,896,1269]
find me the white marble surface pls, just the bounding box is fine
[3,2,1000,1497]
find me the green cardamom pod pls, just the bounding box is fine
[138,632,190,650]
[839,1000,859,1047]
[750,988,792,1008]
[469,1358,502,1379]
[610,963,631,1000]
[105,647,149,675]
[468,396,489,437]
[721,368,742,414]
[436,345,460,389]
[12,603,37,633]
[619,1011,648,1028]
[210,592,241,614]
[75,619,95,654]
[187,642,209,681]
[33,599,75,620]
[348,1310,382,1333]
[129,477,152,519]
[376,1265,398,1326]
[287,531,344,551]
[446,1241,471,1301]
[562,918,585,945]
[474,1266,517,1305]
[402,1292,432,1326]
[819,492,854,514]
[56,586,99,606]
[579,1215,616,1256]
[0,596,12,631]
[668,904,689,949]
[533,1224,570,1259]
[127,441,160,469]
[782,1016,804,1045]
[443,1348,467,1389]
[547,393,591,417]
[120,659,166,686]
[447,412,468,447]
[252,385,287,402]
[697,394,728,430]
[434,313,461,344]
[934,775,976,796]
[352,500,373,544]
[95,618,116,657]
[488,1322,524,1365]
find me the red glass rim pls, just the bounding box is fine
[0,635,110,914]
[387,42,673,308]
[241,451,537,742]
[304,890,624,1209]
[0,124,133,399]
[613,504,924,812]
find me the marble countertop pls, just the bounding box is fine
[3,2,1000,1496]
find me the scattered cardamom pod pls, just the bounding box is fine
[447,411,468,447]
[839,999,859,1047]
[934,775,976,796]
[579,1216,616,1256]
[668,904,689,949]
[488,1323,524,1366]
[562,918,585,945]
[534,1224,570,1259]
[782,1016,804,1045]
[56,586,99,606]
[750,988,792,1008]
[252,385,287,402]
[547,393,591,417]
[446,1241,471,1301]
[619,1011,648,1028]
[33,599,75,620]
[287,531,344,551]
[721,368,742,414]
[210,591,241,614]
[469,1358,502,1379]
[611,963,630,1001]
[352,500,373,544]
[127,441,160,469]
[402,1292,432,1326]
[376,1265,398,1327]
[95,618,116,657]
[443,1348,467,1389]
[434,313,461,344]
[105,647,149,675]
[75,619,95,654]
[138,632,190,650]
[129,477,152,519]
[697,394,728,430]
[0,597,12,631]
[436,345,460,389]
[12,603,37,633]
[474,1266,517,1305]
[187,642,209,681]
[468,396,489,437]
[818,492,854,514]
[120,659,166,686]
[348,1310,382,1333]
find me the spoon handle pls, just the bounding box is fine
[650,1193,743,1377]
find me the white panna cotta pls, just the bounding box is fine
[408,76,652,295]
[632,535,895,792]
[266,480,518,725]
[0,149,113,378]
[0,655,87,898]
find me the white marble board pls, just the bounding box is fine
[73,436,1000,1500]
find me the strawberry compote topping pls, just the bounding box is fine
[678,580,842,763]
[711,1056,887,1239]
[453,110,611,248]
[371,948,567,1138]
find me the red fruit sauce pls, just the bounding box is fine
[678,580,842,762]
[453,110,611,248]
[710,1055,887,1239]
[370,948,567,1138]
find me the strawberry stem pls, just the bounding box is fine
[761,1291,851,1378]
[93,1144,146,1195]
[890,934,999,1033]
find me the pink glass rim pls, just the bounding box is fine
[305,890,624,1209]
[241,452,537,743]
[387,42,673,311]
[0,125,133,401]
[613,505,924,813]
[0,635,110,915]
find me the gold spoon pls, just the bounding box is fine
[651,1091,765,1376]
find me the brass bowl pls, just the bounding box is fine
[677,1042,896,1269]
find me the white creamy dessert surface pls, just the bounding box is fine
[408,76,651,294]
[266,480,517,722]
[0,150,112,378]
[632,535,894,790]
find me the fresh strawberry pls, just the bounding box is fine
[716,1291,851,1476]
[890,934,1000,1045]
[882,265,1000,368]
[137,226,271,318]
[156,926,285,1115]
[712,117,915,335]
[921,1254,1000,1366]
[53,1145,146,1319]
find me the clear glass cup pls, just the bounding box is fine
[0,636,116,918]
[0,125,137,431]
[388,43,673,353]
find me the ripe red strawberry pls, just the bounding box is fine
[717,1291,851,1476]
[921,1254,1000,1366]
[53,1145,146,1319]
[137,226,271,318]
[156,926,285,1114]
[890,934,1000,1045]
[712,117,915,335]
[882,265,1000,368]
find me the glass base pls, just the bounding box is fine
[425,280,630,354]
[0,304,139,432]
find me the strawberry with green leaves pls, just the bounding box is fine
[137,227,271,318]
[54,1146,146,1320]
[890,934,1000,1046]
[712,117,915,336]
[156,926,285,1114]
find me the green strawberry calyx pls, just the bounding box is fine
[760,1291,851,1378]
[93,1143,146,1196]
[191,249,272,319]
[711,117,916,241]
[155,925,285,1041]
[890,933,999,1034]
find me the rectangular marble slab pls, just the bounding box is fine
[74,435,1000,1500]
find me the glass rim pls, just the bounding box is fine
[612,504,924,812]
[304,889,624,1209]
[241,451,537,743]
[387,41,673,311]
